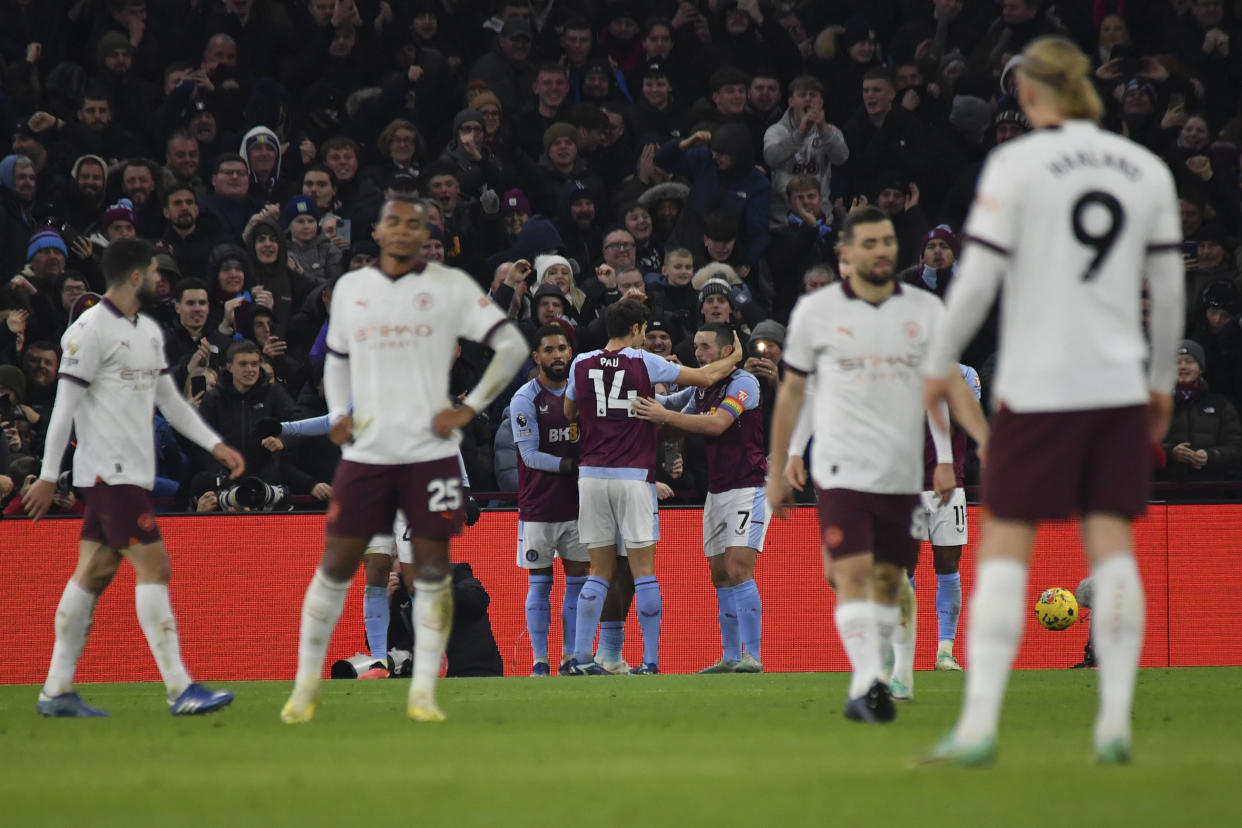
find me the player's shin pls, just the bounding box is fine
[363,586,391,662]
[135,583,193,698]
[634,575,662,667]
[525,574,553,661]
[42,580,98,697]
[732,580,762,661]
[892,574,916,692]
[410,576,453,701]
[572,575,611,662]
[936,572,962,650]
[562,575,587,662]
[294,569,351,689]
[1090,554,1144,748]
[835,601,881,699]
[954,558,1027,743]
[715,585,741,662]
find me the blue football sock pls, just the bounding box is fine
[562,575,587,658]
[525,574,553,661]
[363,586,390,661]
[573,575,610,662]
[634,575,662,667]
[731,579,762,661]
[936,572,962,643]
[715,585,741,662]
[597,621,625,663]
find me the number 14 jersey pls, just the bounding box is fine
[956,119,1182,412]
[567,347,681,481]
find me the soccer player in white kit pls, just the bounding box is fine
[766,207,989,723]
[281,197,527,723]
[25,238,244,717]
[921,37,1184,765]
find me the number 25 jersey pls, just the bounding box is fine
[962,120,1182,412]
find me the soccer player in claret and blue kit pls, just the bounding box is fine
[561,299,744,675]
[632,322,768,673]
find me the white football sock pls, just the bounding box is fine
[135,583,193,698]
[955,559,1027,744]
[835,600,880,699]
[42,580,98,697]
[892,581,917,688]
[1090,555,1144,747]
[410,576,453,702]
[874,602,900,682]
[293,569,350,690]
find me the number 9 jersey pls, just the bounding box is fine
[930,120,1184,412]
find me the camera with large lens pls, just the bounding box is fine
[217,476,289,511]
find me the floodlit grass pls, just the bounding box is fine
[1,669,1237,827]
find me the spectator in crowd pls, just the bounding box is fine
[1159,340,1242,484]
[764,75,849,227]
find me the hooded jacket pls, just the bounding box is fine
[763,105,849,226]
[240,125,285,200]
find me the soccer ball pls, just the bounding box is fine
[1034,587,1078,631]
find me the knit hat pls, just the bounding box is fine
[531,282,567,309]
[471,91,502,112]
[949,94,991,143]
[840,15,876,51]
[500,17,533,39]
[0,364,26,403]
[536,253,572,283]
[96,31,133,67]
[749,319,785,348]
[502,188,531,215]
[1177,339,1206,370]
[101,198,136,232]
[155,252,181,280]
[453,108,485,135]
[280,194,319,228]
[691,262,743,291]
[70,292,101,323]
[27,229,68,261]
[697,277,736,308]
[1123,79,1157,107]
[921,224,960,258]
[543,122,578,151]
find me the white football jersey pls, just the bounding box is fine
[927,120,1184,411]
[783,281,945,494]
[326,260,508,465]
[57,300,172,488]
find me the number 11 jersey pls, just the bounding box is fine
[957,119,1181,412]
[566,347,681,481]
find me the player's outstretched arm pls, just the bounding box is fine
[674,331,745,387]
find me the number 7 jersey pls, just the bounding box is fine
[566,347,681,481]
[956,119,1182,412]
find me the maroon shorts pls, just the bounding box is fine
[984,404,1149,522]
[815,488,920,571]
[326,456,465,541]
[80,484,161,549]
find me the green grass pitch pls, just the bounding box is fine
[2,669,1238,827]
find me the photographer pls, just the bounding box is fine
[197,339,304,498]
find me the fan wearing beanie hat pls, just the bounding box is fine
[27,228,69,264]
[902,224,959,298]
[101,199,137,241]
[1164,338,1242,481]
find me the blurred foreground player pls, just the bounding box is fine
[281,198,525,723]
[26,238,244,717]
[921,36,1184,765]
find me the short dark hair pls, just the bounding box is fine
[225,339,261,363]
[302,163,338,187]
[163,185,195,206]
[604,299,650,339]
[119,157,155,177]
[702,210,739,242]
[320,135,360,156]
[863,67,895,87]
[534,324,572,351]
[789,75,824,97]
[213,153,248,175]
[102,238,155,287]
[786,174,820,199]
[25,338,59,356]
[381,194,424,215]
[697,321,733,348]
[710,66,750,92]
[174,277,209,301]
[840,205,892,244]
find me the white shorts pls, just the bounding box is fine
[578,477,659,550]
[516,520,590,568]
[703,486,768,557]
[364,510,414,564]
[918,489,968,547]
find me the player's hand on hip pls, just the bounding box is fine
[1148,391,1173,442]
[784,455,807,491]
[924,377,950,431]
[22,477,56,520]
[329,414,354,445]
[432,405,475,437]
[212,443,246,479]
[933,462,955,505]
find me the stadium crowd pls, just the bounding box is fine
[2,0,1242,515]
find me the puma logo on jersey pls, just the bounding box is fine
[355,300,369,308]
[837,327,853,337]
